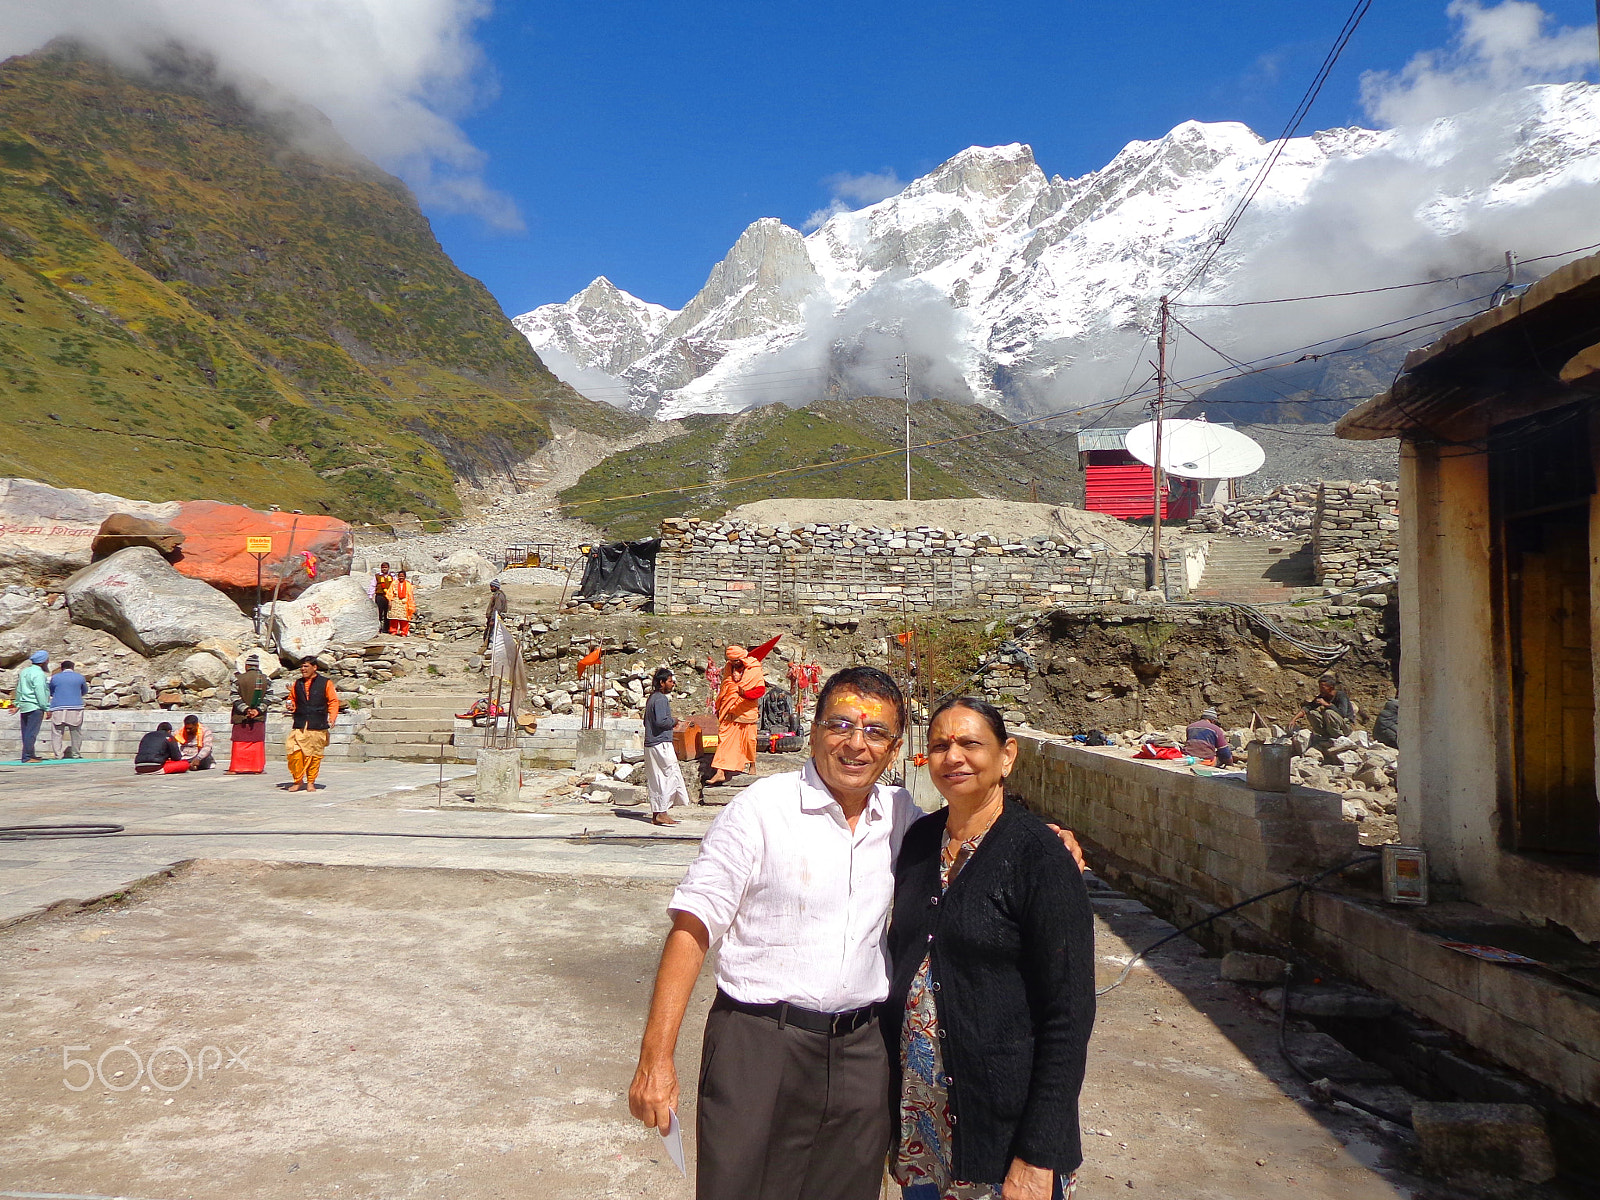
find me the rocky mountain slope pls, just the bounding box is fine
[558,396,1086,540]
[0,46,641,525]
[519,82,1600,424]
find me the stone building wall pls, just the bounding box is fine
[1008,731,1600,1111]
[653,516,1152,615]
[1313,480,1400,588]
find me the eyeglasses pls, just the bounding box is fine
[816,717,899,748]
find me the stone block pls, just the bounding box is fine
[1411,1102,1556,1184]
[1219,951,1289,985]
[475,748,521,807]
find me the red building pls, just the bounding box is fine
[1074,427,1203,520]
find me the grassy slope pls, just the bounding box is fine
[0,48,642,523]
[560,398,1087,540]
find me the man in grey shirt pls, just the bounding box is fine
[644,667,689,825]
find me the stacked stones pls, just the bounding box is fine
[660,517,1105,560]
[656,517,1155,615]
[1183,482,1320,539]
[565,592,650,614]
[325,641,432,693]
[1313,481,1400,590]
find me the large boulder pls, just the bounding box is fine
[92,513,186,560]
[440,549,498,586]
[0,606,70,668]
[177,650,235,689]
[0,478,179,584]
[65,547,253,655]
[270,575,380,663]
[167,502,354,604]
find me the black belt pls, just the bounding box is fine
[713,989,877,1037]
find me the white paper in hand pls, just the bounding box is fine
[662,1109,686,1176]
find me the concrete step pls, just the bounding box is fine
[359,730,454,746]
[363,719,457,733]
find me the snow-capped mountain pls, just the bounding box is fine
[515,82,1600,421]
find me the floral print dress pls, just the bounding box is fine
[892,828,1077,1200]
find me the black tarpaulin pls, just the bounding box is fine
[577,538,660,599]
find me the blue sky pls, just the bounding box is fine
[425,0,1600,317]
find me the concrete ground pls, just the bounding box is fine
[0,758,1460,1199]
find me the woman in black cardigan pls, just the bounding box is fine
[886,698,1095,1200]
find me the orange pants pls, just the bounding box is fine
[287,728,330,785]
[710,721,757,774]
[388,618,410,636]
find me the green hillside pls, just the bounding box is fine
[559,398,1086,540]
[0,46,642,523]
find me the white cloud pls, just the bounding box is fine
[803,169,905,230]
[0,0,522,230]
[1360,0,1597,126]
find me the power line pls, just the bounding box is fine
[1173,0,1375,298]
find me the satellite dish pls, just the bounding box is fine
[1124,418,1265,480]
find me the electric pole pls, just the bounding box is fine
[1151,295,1169,594]
[901,353,913,502]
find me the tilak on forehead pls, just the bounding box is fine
[828,690,894,724]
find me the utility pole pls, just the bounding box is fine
[1151,296,1169,593]
[901,352,913,502]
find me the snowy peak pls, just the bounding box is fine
[663,217,824,343]
[517,82,1600,421]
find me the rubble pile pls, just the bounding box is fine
[1184,482,1320,539]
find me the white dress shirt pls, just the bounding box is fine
[670,760,924,1012]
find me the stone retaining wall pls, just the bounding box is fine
[1314,481,1400,588]
[654,517,1153,615]
[0,708,371,762]
[1007,731,1600,1110]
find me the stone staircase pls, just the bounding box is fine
[1191,537,1319,605]
[358,691,479,763]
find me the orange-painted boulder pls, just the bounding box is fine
[167,503,354,604]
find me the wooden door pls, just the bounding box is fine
[1509,507,1600,853]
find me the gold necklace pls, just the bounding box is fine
[945,793,1003,856]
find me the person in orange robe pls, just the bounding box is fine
[386,570,417,636]
[707,644,765,784]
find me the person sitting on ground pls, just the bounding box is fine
[175,714,215,771]
[1292,675,1354,744]
[134,722,189,774]
[1182,707,1233,766]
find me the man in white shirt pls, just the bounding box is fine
[629,665,918,1200]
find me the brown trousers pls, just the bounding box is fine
[695,1002,890,1200]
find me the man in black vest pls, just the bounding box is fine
[285,658,340,792]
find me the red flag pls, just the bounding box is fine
[749,634,781,661]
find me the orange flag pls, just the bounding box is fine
[574,646,602,672]
[895,630,913,647]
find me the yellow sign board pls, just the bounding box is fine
[246,536,274,554]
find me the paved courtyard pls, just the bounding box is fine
[0,758,1453,1199]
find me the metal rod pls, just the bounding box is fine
[1151,296,1169,592]
[902,352,912,502]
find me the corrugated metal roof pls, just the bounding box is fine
[1075,421,1236,453]
[1075,428,1135,452]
